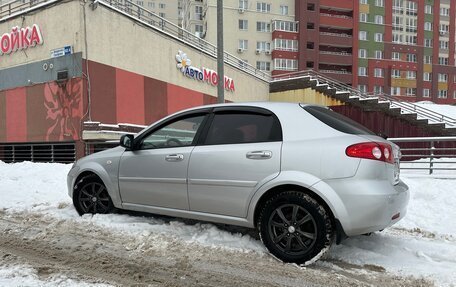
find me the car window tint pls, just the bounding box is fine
[303,105,375,135]
[204,113,282,145]
[140,115,205,149]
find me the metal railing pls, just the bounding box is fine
[272,70,456,129]
[0,0,57,20]
[389,136,456,174]
[0,142,76,163]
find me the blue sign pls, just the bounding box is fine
[50,46,72,58]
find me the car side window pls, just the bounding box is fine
[140,115,205,149]
[204,112,282,145]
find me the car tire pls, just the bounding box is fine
[73,175,114,216]
[257,191,333,265]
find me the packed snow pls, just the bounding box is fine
[1,160,456,286]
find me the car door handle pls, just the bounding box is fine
[246,150,272,160]
[165,154,184,162]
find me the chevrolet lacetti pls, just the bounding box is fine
[68,102,409,264]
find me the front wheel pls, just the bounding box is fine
[257,191,333,265]
[73,175,114,216]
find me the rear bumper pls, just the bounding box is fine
[322,178,410,237]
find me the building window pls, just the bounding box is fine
[359,49,367,58]
[238,39,248,50]
[194,6,203,20]
[439,24,450,34]
[392,33,402,43]
[159,3,165,9]
[280,5,288,15]
[375,50,383,59]
[360,13,368,23]
[272,20,298,32]
[425,5,433,14]
[424,55,432,64]
[392,52,400,60]
[359,31,368,40]
[406,1,417,15]
[440,7,450,16]
[359,0,368,4]
[239,19,248,30]
[438,90,448,98]
[375,33,383,42]
[439,57,449,65]
[256,2,271,13]
[256,41,271,52]
[405,35,417,45]
[256,21,271,32]
[256,61,271,71]
[453,90,456,99]
[239,0,248,9]
[358,67,367,76]
[424,39,432,47]
[423,89,430,98]
[439,41,449,50]
[375,15,384,24]
[274,39,298,51]
[273,58,298,71]
[195,24,203,34]
[358,85,367,93]
[159,12,165,18]
[307,3,315,11]
[406,71,416,79]
[406,88,416,96]
[148,2,155,8]
[374,68,384,78]
[391,86,401,96]
[374,86,383,94]
[438,73,448,82]
[375,0,384,7]
[424,22,433,31]
[406,18,417,32]
[406,53,417,62]
[423,72,432,81]
[391,69,400,78]
[137,1,143,6]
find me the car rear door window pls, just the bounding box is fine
[302,105,375,135]
[204,112,282,145]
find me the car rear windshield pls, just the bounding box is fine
[302,105,375,135]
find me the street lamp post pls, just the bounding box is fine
[216,0,224,103]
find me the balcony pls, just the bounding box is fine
[320,13,353,29]
[319,70,353,84]
[319,0,353,10]
[319,51,353,65]
[319,32,353,47]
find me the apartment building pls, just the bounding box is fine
[297,0,456,104]
[133,0,182,25]
[182,0,296,75]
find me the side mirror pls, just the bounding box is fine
[120,134,135,150]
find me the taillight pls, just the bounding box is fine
[346,142,394,164]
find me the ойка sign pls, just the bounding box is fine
[0,24,44,57]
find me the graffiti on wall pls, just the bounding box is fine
[44,79,82,141]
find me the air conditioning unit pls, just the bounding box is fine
[238,8,245,13]
[237,48,244,53]
[440,31,446,36]
[255,49,261,54]
[265,50,272,55]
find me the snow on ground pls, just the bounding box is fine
[1,160,456,286]
[0,264,110,287]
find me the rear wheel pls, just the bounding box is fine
[73,175,114,216]
[257,191,333,265]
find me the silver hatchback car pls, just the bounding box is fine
[68,102,409,264]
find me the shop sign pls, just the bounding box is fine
[51,45,72,58]
[0,24,43,56]
[175,50,235,92]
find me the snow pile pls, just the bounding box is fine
[0,264,110,287]
[1,160,456,285]
[414,101,456,120]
